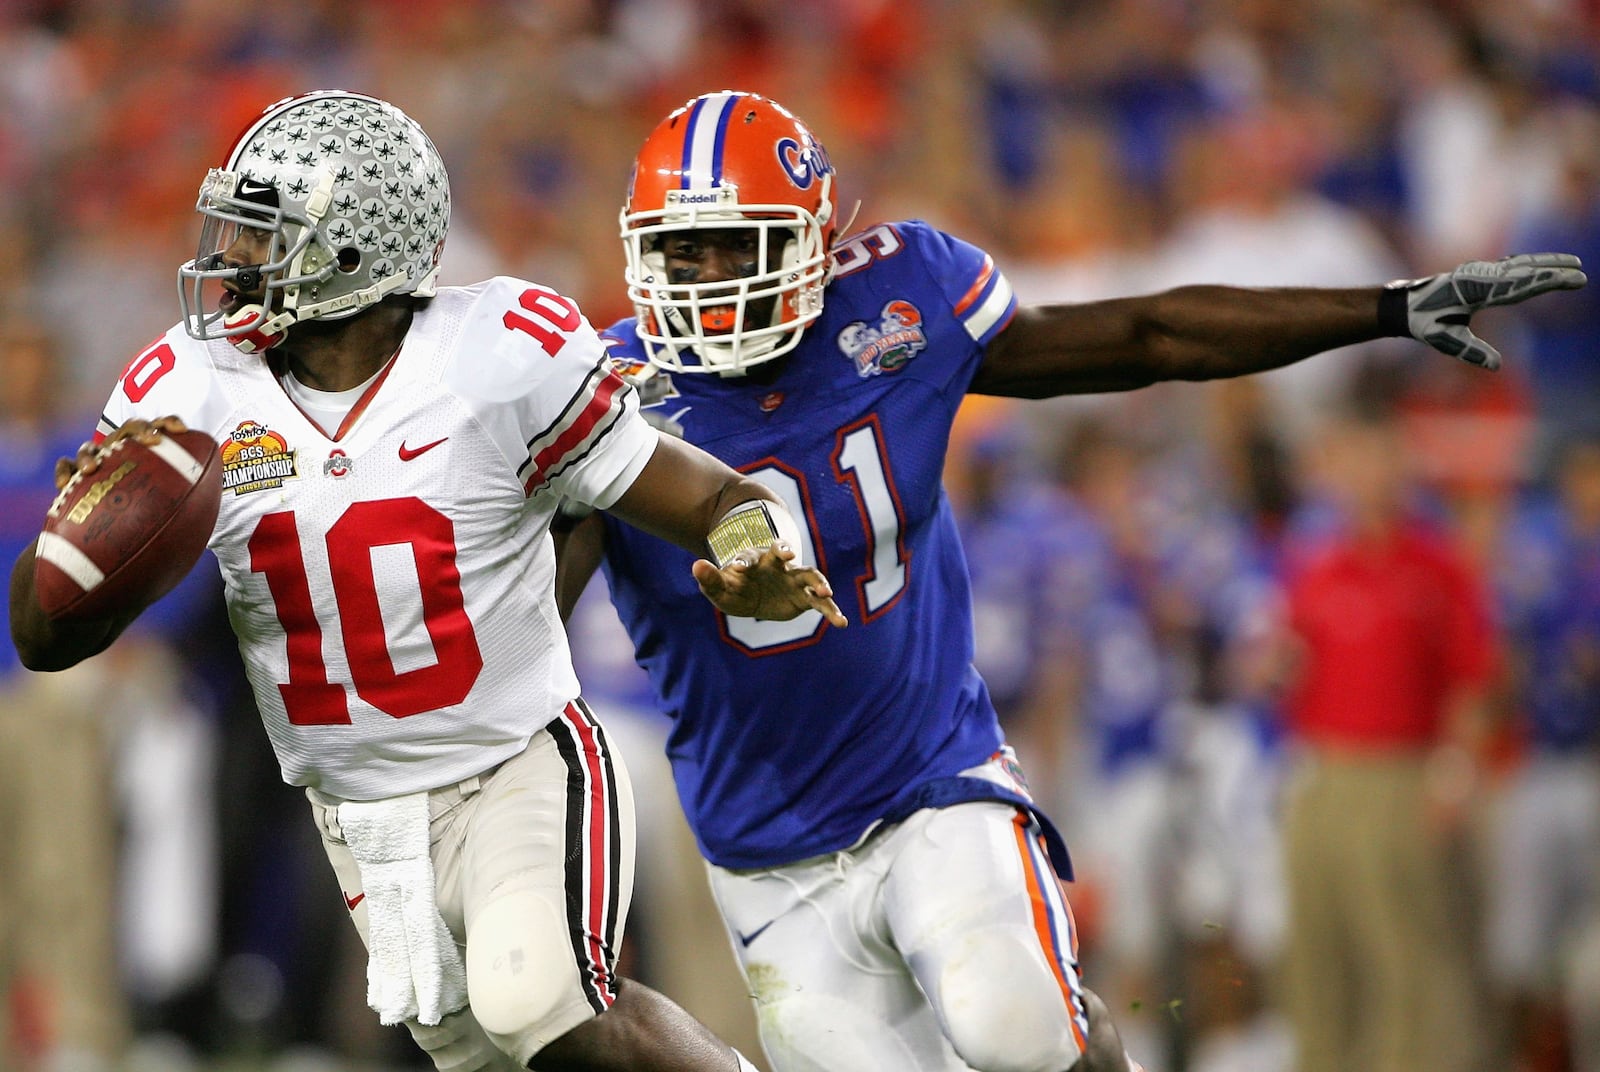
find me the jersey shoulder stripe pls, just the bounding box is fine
[953,254,997,316]
[958,257,1015,341]
[874,220,1017,346]
[518,357,633,496]
[599,321,646,362]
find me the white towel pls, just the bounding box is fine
[338,791,468,1026]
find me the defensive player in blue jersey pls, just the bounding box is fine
[552,90,1586,1072]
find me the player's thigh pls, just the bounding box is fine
[306,781,519,1072]
[708,853,969,1072]
[884,802,1092,1072]
[457,701,637,1061]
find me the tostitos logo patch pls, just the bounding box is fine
[837,299,928,378]
[221,420,300,495]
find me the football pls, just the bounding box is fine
[33,428,224,622]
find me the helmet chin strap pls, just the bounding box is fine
[224,303,296,354]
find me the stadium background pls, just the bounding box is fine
[0,1,1597,1070]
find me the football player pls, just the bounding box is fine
[9,90,845,1072]
[551,90,1587,1072]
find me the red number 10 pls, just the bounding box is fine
[248,498,484,725]
[502,285,580,356]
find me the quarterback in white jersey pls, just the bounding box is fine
[99,276,658,801]
[10,91,840,1072]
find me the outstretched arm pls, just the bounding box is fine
[605,434,772,554]
[971,253,1586,399]
[604,434,847,626]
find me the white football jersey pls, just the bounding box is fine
[99,277,658,799]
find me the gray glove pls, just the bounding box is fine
[1376,254,1587,371]
[1381,252,1586,370]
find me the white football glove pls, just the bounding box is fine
[1382,252,1586,370]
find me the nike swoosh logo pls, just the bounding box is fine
[736,919,775,947]
[344,891,366,911]
[398,437,448,461]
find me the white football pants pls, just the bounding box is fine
[709,785,1091,1072]
[311,699,635,1068]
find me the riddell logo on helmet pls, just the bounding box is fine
[666,188,739,206]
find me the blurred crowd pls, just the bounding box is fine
[0,0,1597,1071]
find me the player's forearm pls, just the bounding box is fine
[607,435,780,557]
[8,545,130,671]
[974,286,1388,398]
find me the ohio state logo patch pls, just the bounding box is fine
[221,420,299,495]
[322,448,354,479]
[838,300,927,377]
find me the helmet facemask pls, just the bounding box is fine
[623,188,829,375]
[178,169,339,352]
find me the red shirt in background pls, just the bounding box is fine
[1284,521,1499,752]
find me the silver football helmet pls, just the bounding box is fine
[178,90,450,352]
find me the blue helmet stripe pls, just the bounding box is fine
[679,95,709,189]
[681,92,738,191]
[709,93,739,186]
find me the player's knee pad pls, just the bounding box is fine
[465,889,594,1065]
[931,927,1084,1072]
[405,1006,522,1072]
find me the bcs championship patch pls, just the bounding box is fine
[221,420,300,495]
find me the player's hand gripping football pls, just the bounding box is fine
[1386,252,1586,370]
[692,542,848,627]
[56,415,190,488]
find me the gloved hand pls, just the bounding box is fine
[1381,253,1586,370]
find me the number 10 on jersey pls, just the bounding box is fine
[250,498,484,725]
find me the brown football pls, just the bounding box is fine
[34,428,223,621]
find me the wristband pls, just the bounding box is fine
[706,499,803,568]
[1377,282,1414,338]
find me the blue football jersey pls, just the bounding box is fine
[597,220,1019,869]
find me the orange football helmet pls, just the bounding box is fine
[620,91,836,374]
